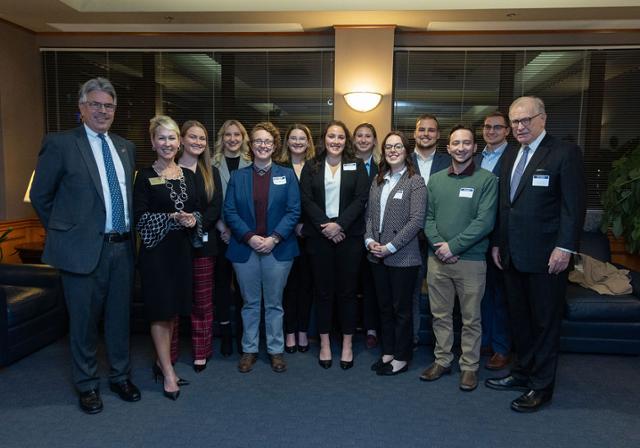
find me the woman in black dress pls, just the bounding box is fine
[134,115,202,400]
[276,124,316,353]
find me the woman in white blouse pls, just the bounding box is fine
[299,120,369,370]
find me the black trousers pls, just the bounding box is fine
[359,252,379,332]
[214,238,242,331]
[283,238,313,334]
[503,266,568,391]
[61,240,133,392]
[308,236,363,335]
[371,262,418,362]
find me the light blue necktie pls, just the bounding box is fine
[510,146,530,202]
[98,134,126,233]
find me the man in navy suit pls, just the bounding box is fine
[486,96,586,413]
[411,114,451,346]
[474,111,514,371]
[30,78,140,413]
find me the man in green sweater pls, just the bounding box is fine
[420,125,498,392]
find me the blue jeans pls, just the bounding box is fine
[233,252,293,355]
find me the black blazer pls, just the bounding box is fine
[194,165,223,257]
[494,133,586,273]
[299,155,369,238]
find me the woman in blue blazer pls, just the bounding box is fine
[224,122,300,374]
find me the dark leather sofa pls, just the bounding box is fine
[0,263,68,366]
[560,231,640,355]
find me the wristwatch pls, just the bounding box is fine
[270,234,281,244]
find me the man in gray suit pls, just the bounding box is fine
[30,77,140,414]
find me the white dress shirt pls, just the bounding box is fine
[324,161,341,219]
[84,124,130,232]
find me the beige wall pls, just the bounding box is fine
[334,26,395,141]
[0,21,43,220]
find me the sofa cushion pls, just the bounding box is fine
[1,285,60,327]
[565,284,640,322]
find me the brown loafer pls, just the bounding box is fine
[419,362,451,382]
[459,370,478,391]
[270,354,287,373]
[237,353,258,373]
[485,353,512,371]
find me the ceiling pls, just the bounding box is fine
[1,0,640,33]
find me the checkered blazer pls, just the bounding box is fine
[364,171,427,267]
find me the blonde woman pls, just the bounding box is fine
[134,115,202,400]
[212,120,252,356]
[176,120,223,372]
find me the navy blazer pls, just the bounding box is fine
[30,126,136,274]
[411,151,451,178]
[494,134,586,273]
[299,156,370,238]
[223,164,300,263]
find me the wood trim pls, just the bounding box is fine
[0,218,45,264]
[608,233,640,272]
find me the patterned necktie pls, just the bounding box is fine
[98,133,126,233]
[510,146,530,202]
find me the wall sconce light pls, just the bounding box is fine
[343,91,382,113]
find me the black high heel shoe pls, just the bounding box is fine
[318,358,332,369]
[193,360,207,373]
[163,388,180,401]
[152,363,191,386]
[340,359,354,370]
[297,344,309,353]
[285,345,297,354]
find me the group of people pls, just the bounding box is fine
[30,77,585,415]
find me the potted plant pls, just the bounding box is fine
[0,227,13,261]
[601,143,640,254]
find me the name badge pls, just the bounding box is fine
[149,177,165,185]
[393,190,404,200]
[203,232,209,243]
[273,176,287,185]
[343,163,357,171]
[459,187,474,198]
[532,175,550,187]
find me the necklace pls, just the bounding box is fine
[152,163,188,211]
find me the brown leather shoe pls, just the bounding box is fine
[237,353,258,373]
[480,346,494,356]
[460,370,478,391]
[270,354,287,373]
[485,353,512,371]
[419,362,451,381]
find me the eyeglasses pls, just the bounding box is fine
[384,143,405,151]
[84,101,116,112]
[482,124,508,131]
[252,139,274,148]
[510,113,541,128]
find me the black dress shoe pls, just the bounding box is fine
[371,358,391,372]
[318,358,332,369]
[297,344,309,353]
[109,380,141,402]
[511,389,552,413]
[285,345,297,354]
[193,361,207,373]
[340,359,354,370]
[377,363,408,376]
[485,375,529,392]
[79,389,103,414]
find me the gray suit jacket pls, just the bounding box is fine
[364,171,427,267]
[213,155,252,221]
[30,126,136,274]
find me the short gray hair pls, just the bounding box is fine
[510,96,545,115]
[78,77,117,105]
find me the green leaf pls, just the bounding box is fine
[613,216,623,237]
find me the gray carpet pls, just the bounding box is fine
[1,334,639,448]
